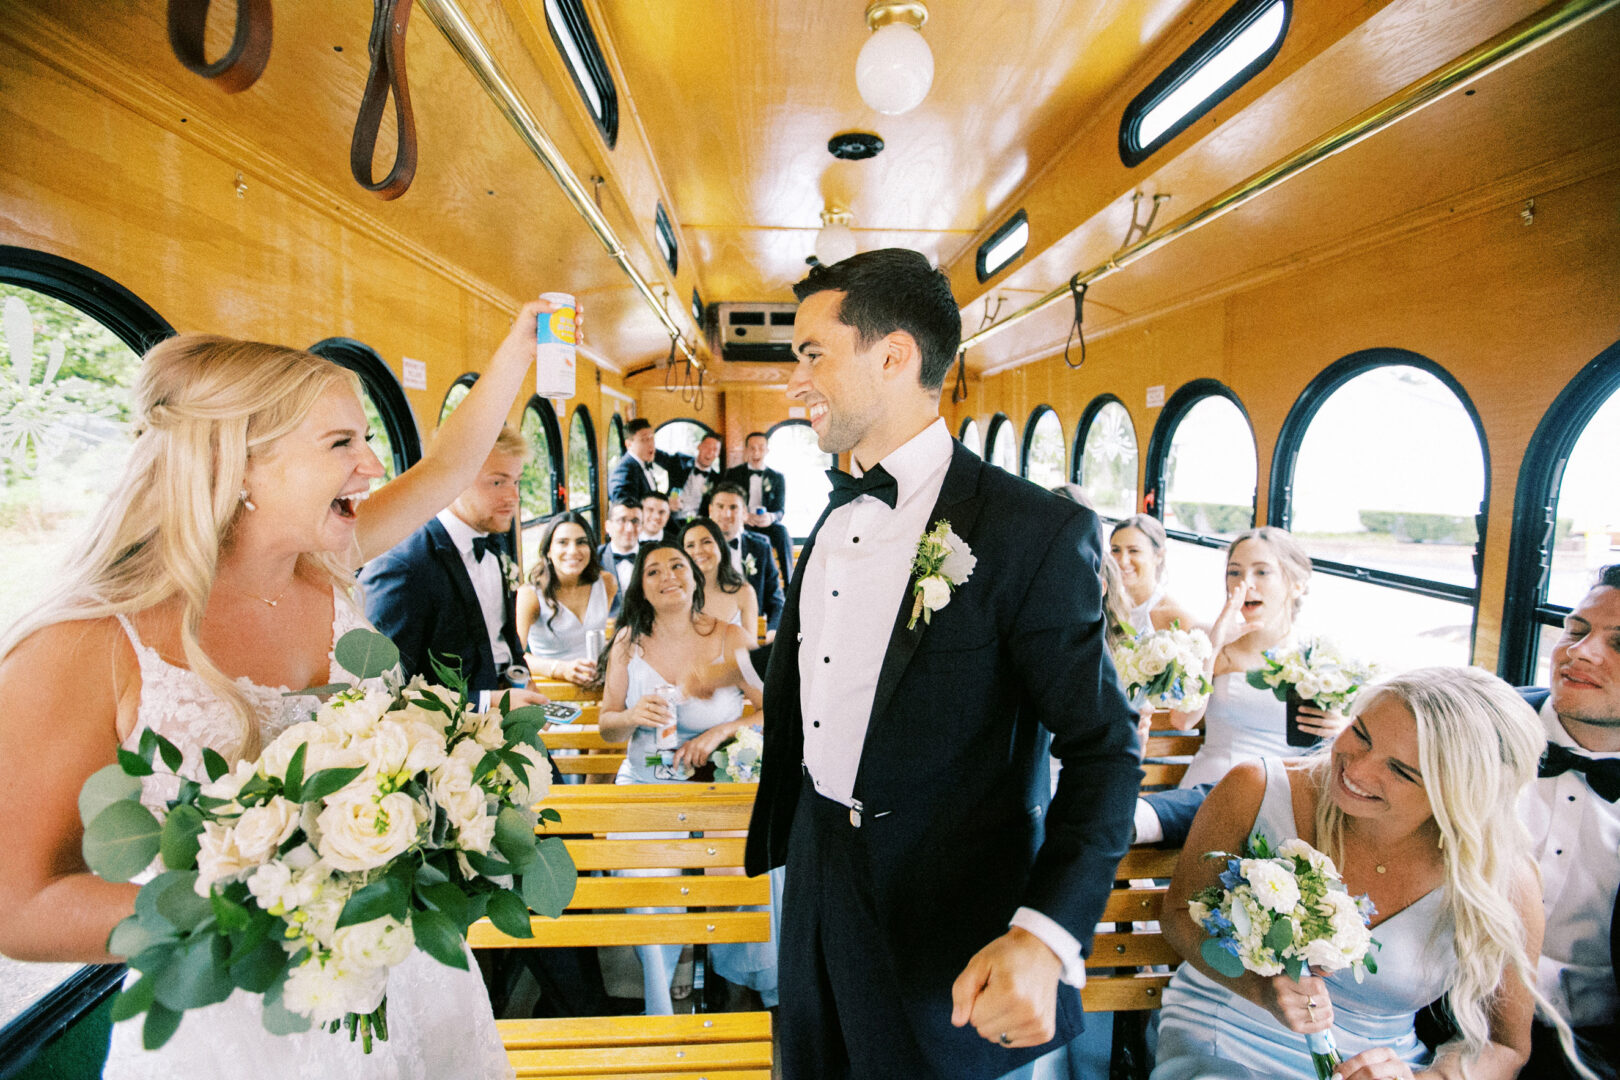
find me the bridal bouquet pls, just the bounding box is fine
[1190,833,1379,1079]
[1111,622,1215,712]
[709,725,763,783]
[79,630,576,1052]
[1246,637,1377,746]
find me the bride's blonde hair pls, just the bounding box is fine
[1310,667,1592,1076]
[0,334,363,760]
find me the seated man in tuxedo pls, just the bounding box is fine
[662,430,723,522]
[708,481,783,636]
[639,490,676,544]
[725,431,794,581]
[608,418,665,504]
[598,496,642,619]
[361,427,610,1019]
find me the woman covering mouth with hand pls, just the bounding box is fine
[1168,526,1351,789]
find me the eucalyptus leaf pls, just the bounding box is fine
[83,800,163,882]
[200,748,230,783]
[519,836,577,919]
[1283,956,1304,981]
[109,975,157,1023]
[334,629,400,681]
[79,764,143,828]
[135,873,186,930]
[1264,915,1295,954]
[336,873,408,929]
[484,888,534,939]
[1246,670,1272,693]
[297,766,365,804]
[210,888,251,934]
[154,873,212,933]
[1200,937,1246,979]
[409,908,468,971]
[155,935,234,1011]
[502,706,548,729]
[493,807,539,871]
[415,858,450,888]
[142,1002,183,1050]
[107,914,177,960]
[461,849,514,877]
[261,970,312,1036]
[538,808,561,825]
[160,805,206,871]
[229,911,275,957]
[229,938,288,993]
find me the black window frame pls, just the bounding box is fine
[438,371,479,427]
[542,0,619,149]
[309,337,423,476]
[1143,378,1257,550]
[654,203,678,275]
[1071,392,1138,519]
[1268,349,1489,622]
[566,403,600,527]
[520,394,566,526]
[655,417,718,445]
[691,288,704,327]
[1498,338,1620,685]
[1119,0,1292,168]
[975,209,1029,284]
[984,412,1015,472]
[1020,404,1064,483]
[0,246,174,1074]
[958,416,981,453]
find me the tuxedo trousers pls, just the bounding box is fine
[780,776,1077,1080]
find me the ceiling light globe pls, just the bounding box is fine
[814,222,859,266]
[856,22,934,115]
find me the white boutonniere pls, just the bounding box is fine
[743,552,759,578]
[908,521,975,630]
[499,553,522,593]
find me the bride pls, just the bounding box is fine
[0,302,552,1078]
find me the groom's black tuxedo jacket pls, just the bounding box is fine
[359,518,523,694]
[746,441,1142,1071]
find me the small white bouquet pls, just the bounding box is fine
[1190,832,1379,1080]
[79,630,576,1052]
[709,725,763,783]
[1111,622,1215,712]
[1246,637,1377,746]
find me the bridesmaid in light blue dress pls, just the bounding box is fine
[517,510,615,685]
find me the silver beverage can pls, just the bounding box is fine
[505,665,530,688]
[585,629,606,658]
[653,684,682,749]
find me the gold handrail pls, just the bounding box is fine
[959,0,1617,356]
[417,0,698,365]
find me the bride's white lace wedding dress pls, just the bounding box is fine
[101,592,515,1080]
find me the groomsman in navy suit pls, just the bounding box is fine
[608,418,664,504]
[725,431,794,580]
[745,249,1141,1080]
[598,497,643,619]
[708,481,783,636]
[660,430,724,522]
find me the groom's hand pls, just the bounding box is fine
[949,926,1063,1049]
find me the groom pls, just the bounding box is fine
[745,249,1142,1079]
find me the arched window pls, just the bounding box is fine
[309,338,422,483]
[566,406,599,529]
[607,412,627,478]
[1073,395,1138,520]
[0,247,172,1044]
[958,417,981,456]
[1022,406,1065,488]
[519,396,564,563]
[1145,381,1258,617]
[985,413,1017,475]
[1501,339,1620,684]
[1271,353,1487,672]
[654,419,716,495]
[767,420,835,539]
[438,372,477,426]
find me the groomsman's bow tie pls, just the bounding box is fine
[470,536,499,562]
[728,538,741,550]
[826,464,898,509]
[611,550,636,564]
[1540,742,1620,802]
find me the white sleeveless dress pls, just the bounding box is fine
[1180,673,1290,789]
[101,592,514,1080]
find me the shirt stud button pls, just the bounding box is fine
[812,721,820,728]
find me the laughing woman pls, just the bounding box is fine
[0,304,555,1079]
[519,510,616,685]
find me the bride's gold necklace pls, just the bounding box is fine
[226,577,295,608]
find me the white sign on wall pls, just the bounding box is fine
[401,357,427,390]
[788,406,806,419]
[1146,384,1165,409]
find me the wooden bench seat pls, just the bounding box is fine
[499,1014,772,1078]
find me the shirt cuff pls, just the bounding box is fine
[1133,798,1165,845]
[1010,908,1086,989]
[477,689,491,713]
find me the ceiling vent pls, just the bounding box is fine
[717,303,797,363]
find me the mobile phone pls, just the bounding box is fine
[538,701,582,724]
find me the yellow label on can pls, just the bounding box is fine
[544,309,576,346]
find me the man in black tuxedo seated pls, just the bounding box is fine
[598,497,642,619]
[708,481,783,638]
[745,248,1141,1079]
[638,490,676,544]
[661,429,723,523]
[608,418,664,504]
[360,427,610,1019]
[725,431,794,581]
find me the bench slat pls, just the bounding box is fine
[1080,972,1174,1012]
[566,876,768,909]
[1098,886,1165,921]
[555,755,626,775]
[469,911,770,949]
[1088,930,1184,967]
[1140,762,1189,787]
[497,1013,771,1049]
[515,1070,771,1080]
[558,837,749,870]
[506,1040,773,1075]
[533,681,602,702]
[1144,734,1203,756]
[1116,847,1180,878]
[541,727,616,751]
[540,803,756,832]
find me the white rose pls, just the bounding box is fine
[918,575,951,613]
[471,710,506,750]
[432,764,488,833]
[246,856,328,914]
[350,720,411,778]
[1142,634,1177,672]
[505,742,552,809]
[455,808,497,855]
[299,878,354,945]
[195,822,257,895]
[281,956,389,1024]
[199,758,257,802]
[1300,937,1353,972]
[317,689,395,738]
[315,790,425,872]
[1240,860,1301,914]
[261,721,359,780]
[1187,899,1211,928]
[1277,838,1334,875]
[330,916,414,970]
[233,796,300,863]
[939,532,976,583]
[399,718,449,775]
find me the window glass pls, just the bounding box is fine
[0,284,141,1027]
[607,412,627,478]
[1290,366,1483,588]
[543,0,618,147]
[654,204,678,274]
[976,211,1029,283]
[566,408,597,529]
[1078,401,1138,519]
[768,422,835,538]
[655,419,710,460]
[986,416,1018,475]
[1162,396,1255,538]
[438,376,474,426]
[1024,407,1065,488]
[959,418,981,456]
[353,387,397,487]
[520,402,558,523]
[1544,388,1620,608]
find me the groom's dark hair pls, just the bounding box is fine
[792,248,960,393]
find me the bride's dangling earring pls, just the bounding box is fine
[240,488,257,512]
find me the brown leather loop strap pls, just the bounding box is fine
[351,0,418,201]
[167,0,273,93]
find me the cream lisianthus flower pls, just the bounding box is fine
[316,790,425,872]
[1241,859,1302,913]
[330,915,415,970]
[231,796,300,864]
[281,955,389,1024]
[194,821,257,894]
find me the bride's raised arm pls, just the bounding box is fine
[353,300,553,563]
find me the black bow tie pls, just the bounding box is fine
[470,535,499,562]
[728,538,741,550]
[826,464,898,510]
[611,550,636,564]
[1540,742,1620,802]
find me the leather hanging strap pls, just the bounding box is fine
[167,0,273,93]
[351,0,417,200]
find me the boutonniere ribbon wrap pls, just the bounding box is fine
[908,521,975,630]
